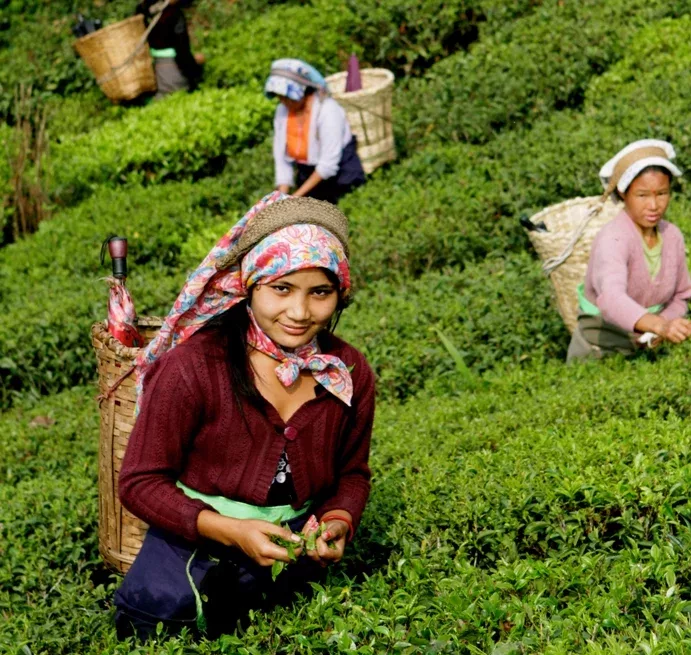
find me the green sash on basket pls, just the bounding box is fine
[577,283,663,317]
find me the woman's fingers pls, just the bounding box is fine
[665,318,691,343]
[305,521,348,564]
[260,541,295,564]
[263,521,302,544]
[240,520,302,566]
[322,520,349,542]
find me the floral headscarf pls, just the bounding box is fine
[136,191,353,407]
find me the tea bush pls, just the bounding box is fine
[46,89,127,143]
[3,351,691,652]
[201,2,362,90]
[344,14,691,285]
[585,15,691,115]
[202,0,540,90]
[50,88,274,205]
[337,0,536,77]
[0,0,291,121]
[340,253,568,400]
[396,0,691,152]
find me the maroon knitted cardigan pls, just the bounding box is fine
[118,328,375,543]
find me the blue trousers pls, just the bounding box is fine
[114,515,322,640]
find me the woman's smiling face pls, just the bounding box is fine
[623,169,672,233]
[250,268,339,350]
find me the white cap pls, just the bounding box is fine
[599,139,682,195]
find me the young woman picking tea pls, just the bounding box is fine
[114,194,375,639]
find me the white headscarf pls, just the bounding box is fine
[599,139,682,197]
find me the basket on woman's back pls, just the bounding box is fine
[73,14,156,102]
[525,196,621,334]
[91,317,161,572]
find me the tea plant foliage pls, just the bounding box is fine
[4,4,691,654]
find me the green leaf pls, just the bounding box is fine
[271,560,285,581]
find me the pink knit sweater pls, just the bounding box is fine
[584,211,691,332]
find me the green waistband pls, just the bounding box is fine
[577,283,663,317]
[179,481,310,634]
[150,47,177,58]
[177,481,310,522]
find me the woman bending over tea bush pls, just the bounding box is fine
[265,59,366,204]
[568,140,691,360]
[115,194,375,640]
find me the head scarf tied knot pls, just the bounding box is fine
[136,192,353,408]
[264,58,328,102]
[247,309,353,405]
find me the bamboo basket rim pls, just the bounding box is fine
[91,317,163,360]
[529,195,620,225]
[72,14,145,48]
[326,68,395,99]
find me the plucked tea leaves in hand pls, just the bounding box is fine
[270,519,336,581]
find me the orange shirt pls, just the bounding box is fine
[286,94,314,163]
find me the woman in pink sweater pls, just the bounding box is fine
[114,193,375,640]
[568,139,691,360]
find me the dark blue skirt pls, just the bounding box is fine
[296,137,366,204]
[114,515,322,641]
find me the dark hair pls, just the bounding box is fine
[619,165,674,199]
[201,268,348,405]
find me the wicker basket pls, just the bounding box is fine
[73,15,156,102]
[326,68,396,174]
[92,317,162,572]
[526,196,622,334]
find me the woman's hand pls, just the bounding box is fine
[294,171,323,198]
[277,184,291,194]
[634,313,691,344]
[197,510,302,566]
[659,317,691,343]
[303,512,351,566]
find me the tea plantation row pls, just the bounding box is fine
[43,0,541,205]
[397,0,691,151]
[3,14,691,405]
[43,0,691,207]
[3,349,691,653]
[0,0,539,123]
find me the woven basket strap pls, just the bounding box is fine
[96,0,171,86]
[541,198,607,276]
[97,365,135,405]
[340,98,393,125]
[357,106,371,145]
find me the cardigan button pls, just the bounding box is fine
[284,426,298,441]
